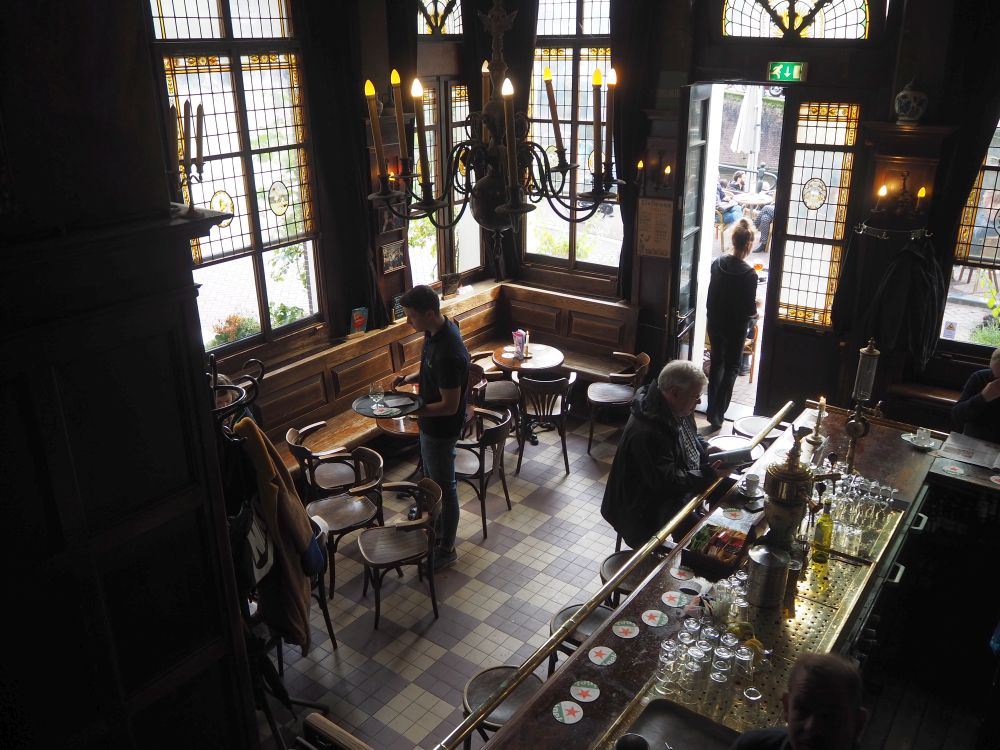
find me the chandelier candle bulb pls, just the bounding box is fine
[875,183,887,211]
[916,185,926,211]
[365,79,388,179]
[501,77,518,194]
[411,79,430,190]
[390,69,408,163]
[481,61,491,143]
[182,99,192,173]
[542,67,565,155]
[592,68,603,183]
[195,103,204,173]
[604,68,616,179]
[169,105,180,174]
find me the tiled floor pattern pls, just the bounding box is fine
[257,409,723,749]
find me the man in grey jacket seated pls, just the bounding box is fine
[601,360,724,548]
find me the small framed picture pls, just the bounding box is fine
[381,240,407,274]
[391,293,406,322]
[378,204,406,234]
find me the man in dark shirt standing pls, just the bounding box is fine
[952,346,1000,444]
[392,285,470,569]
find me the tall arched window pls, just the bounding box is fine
[723,0,869,40]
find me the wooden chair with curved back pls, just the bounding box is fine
[455,407,513,540]
[285,421,357,499]
[512,371,576,474]
[286,435,385,600]
[357,477,443,629]
[469,350,522,434]
[586,351,651,454]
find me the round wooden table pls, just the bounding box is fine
[376,385,421,437]
[734,192,773,209]
[491,343,564,373]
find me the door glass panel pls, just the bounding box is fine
[677,233,698,312]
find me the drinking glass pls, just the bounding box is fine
[701,626,720,646]
[734,597,750,623]
[712,645,734,672]
[719,632,740,650]
[653,640,679,695]
[682,617,701,639]
[734,646,755,680]
[369,381,384,408]
[703,670,731,720]
[733,686,765,731]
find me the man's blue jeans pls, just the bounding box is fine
[419,432,459,551]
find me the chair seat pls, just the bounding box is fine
[314,461,358,491]
[550,604,615,648]
[587,382,636,405]
[463,666,544,729]
[357,525,429,567]
[599,550,665,597]
[454,448,494,477]
[306,495,377,534]
[484,380,520,404]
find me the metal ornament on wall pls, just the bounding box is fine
[364,0,620,278]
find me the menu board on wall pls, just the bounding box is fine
[637,197,672,258]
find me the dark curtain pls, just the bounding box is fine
[387,0,419,123]
[461,0,539,279]
[611,0,661,301]
[928,0,1000,268]
[293,0,388,329]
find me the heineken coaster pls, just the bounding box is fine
[588,646,617,666]
[642,609,671,627]
[552,701,583,724]
[723,508,745,520]
[943,464,965,475]
[670,566,694,580]
[990,476,1000,486]
[612,620,639,639]
[570,680,600,703]
[661,590,690,608]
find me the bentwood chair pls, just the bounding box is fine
[357,478,442,629]
[470,350,522,435]
[546,603,616,675]
[455,408,513,539]
[462,363,488,438]
[287,441,385,599]
[299,712,376,750]
[512,371,576,474]
[461,665,544,749]
[586,351,651,454]
[286,422,357,499]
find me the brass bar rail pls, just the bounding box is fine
[432,401,795,750]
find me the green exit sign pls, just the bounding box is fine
[767,61,807,82]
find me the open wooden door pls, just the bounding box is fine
[755,91,866,413]
[665,84,713,363]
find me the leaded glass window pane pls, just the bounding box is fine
[723,0,869,40]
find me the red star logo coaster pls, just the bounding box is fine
[552,700,583,724]
[570,680,600,702]
[642,609,671,626]
[612,620,639,639]
[588,646,617,665]
[661,590,691,608]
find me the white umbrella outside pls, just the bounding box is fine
[730,86,763,183]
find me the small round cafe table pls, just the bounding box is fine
[491,343,565,374]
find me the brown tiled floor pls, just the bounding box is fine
[259,409,662,749]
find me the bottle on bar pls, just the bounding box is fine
[812,500,833,563]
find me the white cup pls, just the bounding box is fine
[743,473,760,494]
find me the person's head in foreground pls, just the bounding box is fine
[400,284,443,333]
[656,360,707,419]
[783,653,868,750]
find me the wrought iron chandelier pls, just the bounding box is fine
[364,0,620,245]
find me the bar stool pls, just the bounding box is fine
[461,665,543,749]
[546,603,616,676]
[598,550,666,606]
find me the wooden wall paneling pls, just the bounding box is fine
[329,346,395,406]
[567,310,628,351]
[507,299,562,336]
[396,329,426,372]
[255,370,330,430]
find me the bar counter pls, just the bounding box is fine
[482,405,938,750]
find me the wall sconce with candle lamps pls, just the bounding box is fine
[362,0,620,261]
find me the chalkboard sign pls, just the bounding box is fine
[392,293,406,322]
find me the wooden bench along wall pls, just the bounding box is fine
[234,281,638,473]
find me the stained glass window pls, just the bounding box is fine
[723,0,869,40]
[418,0,463,35]
[151,0,320,350]
[409,84,441,287]
[526,1,623,271]
[777,102,860,327]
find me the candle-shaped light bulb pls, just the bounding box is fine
[169,104,180,175]
[604,67,616,179]
[480,60,491,143]
[592,68,603,182]
[637,160,644,171]
[852,339,880,402]
[389,69,408,164]
[916,185,926,211]
[501,78,518,194]
[411,79,430,188]
[875,183,887,211]
[182,99,192,174]
[664,165,672,176]
[195,103,204,173]
[818,395,826,415]
[542,66,565,156]
[365,79,388,179]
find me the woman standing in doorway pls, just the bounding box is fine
[705,219,758,430]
